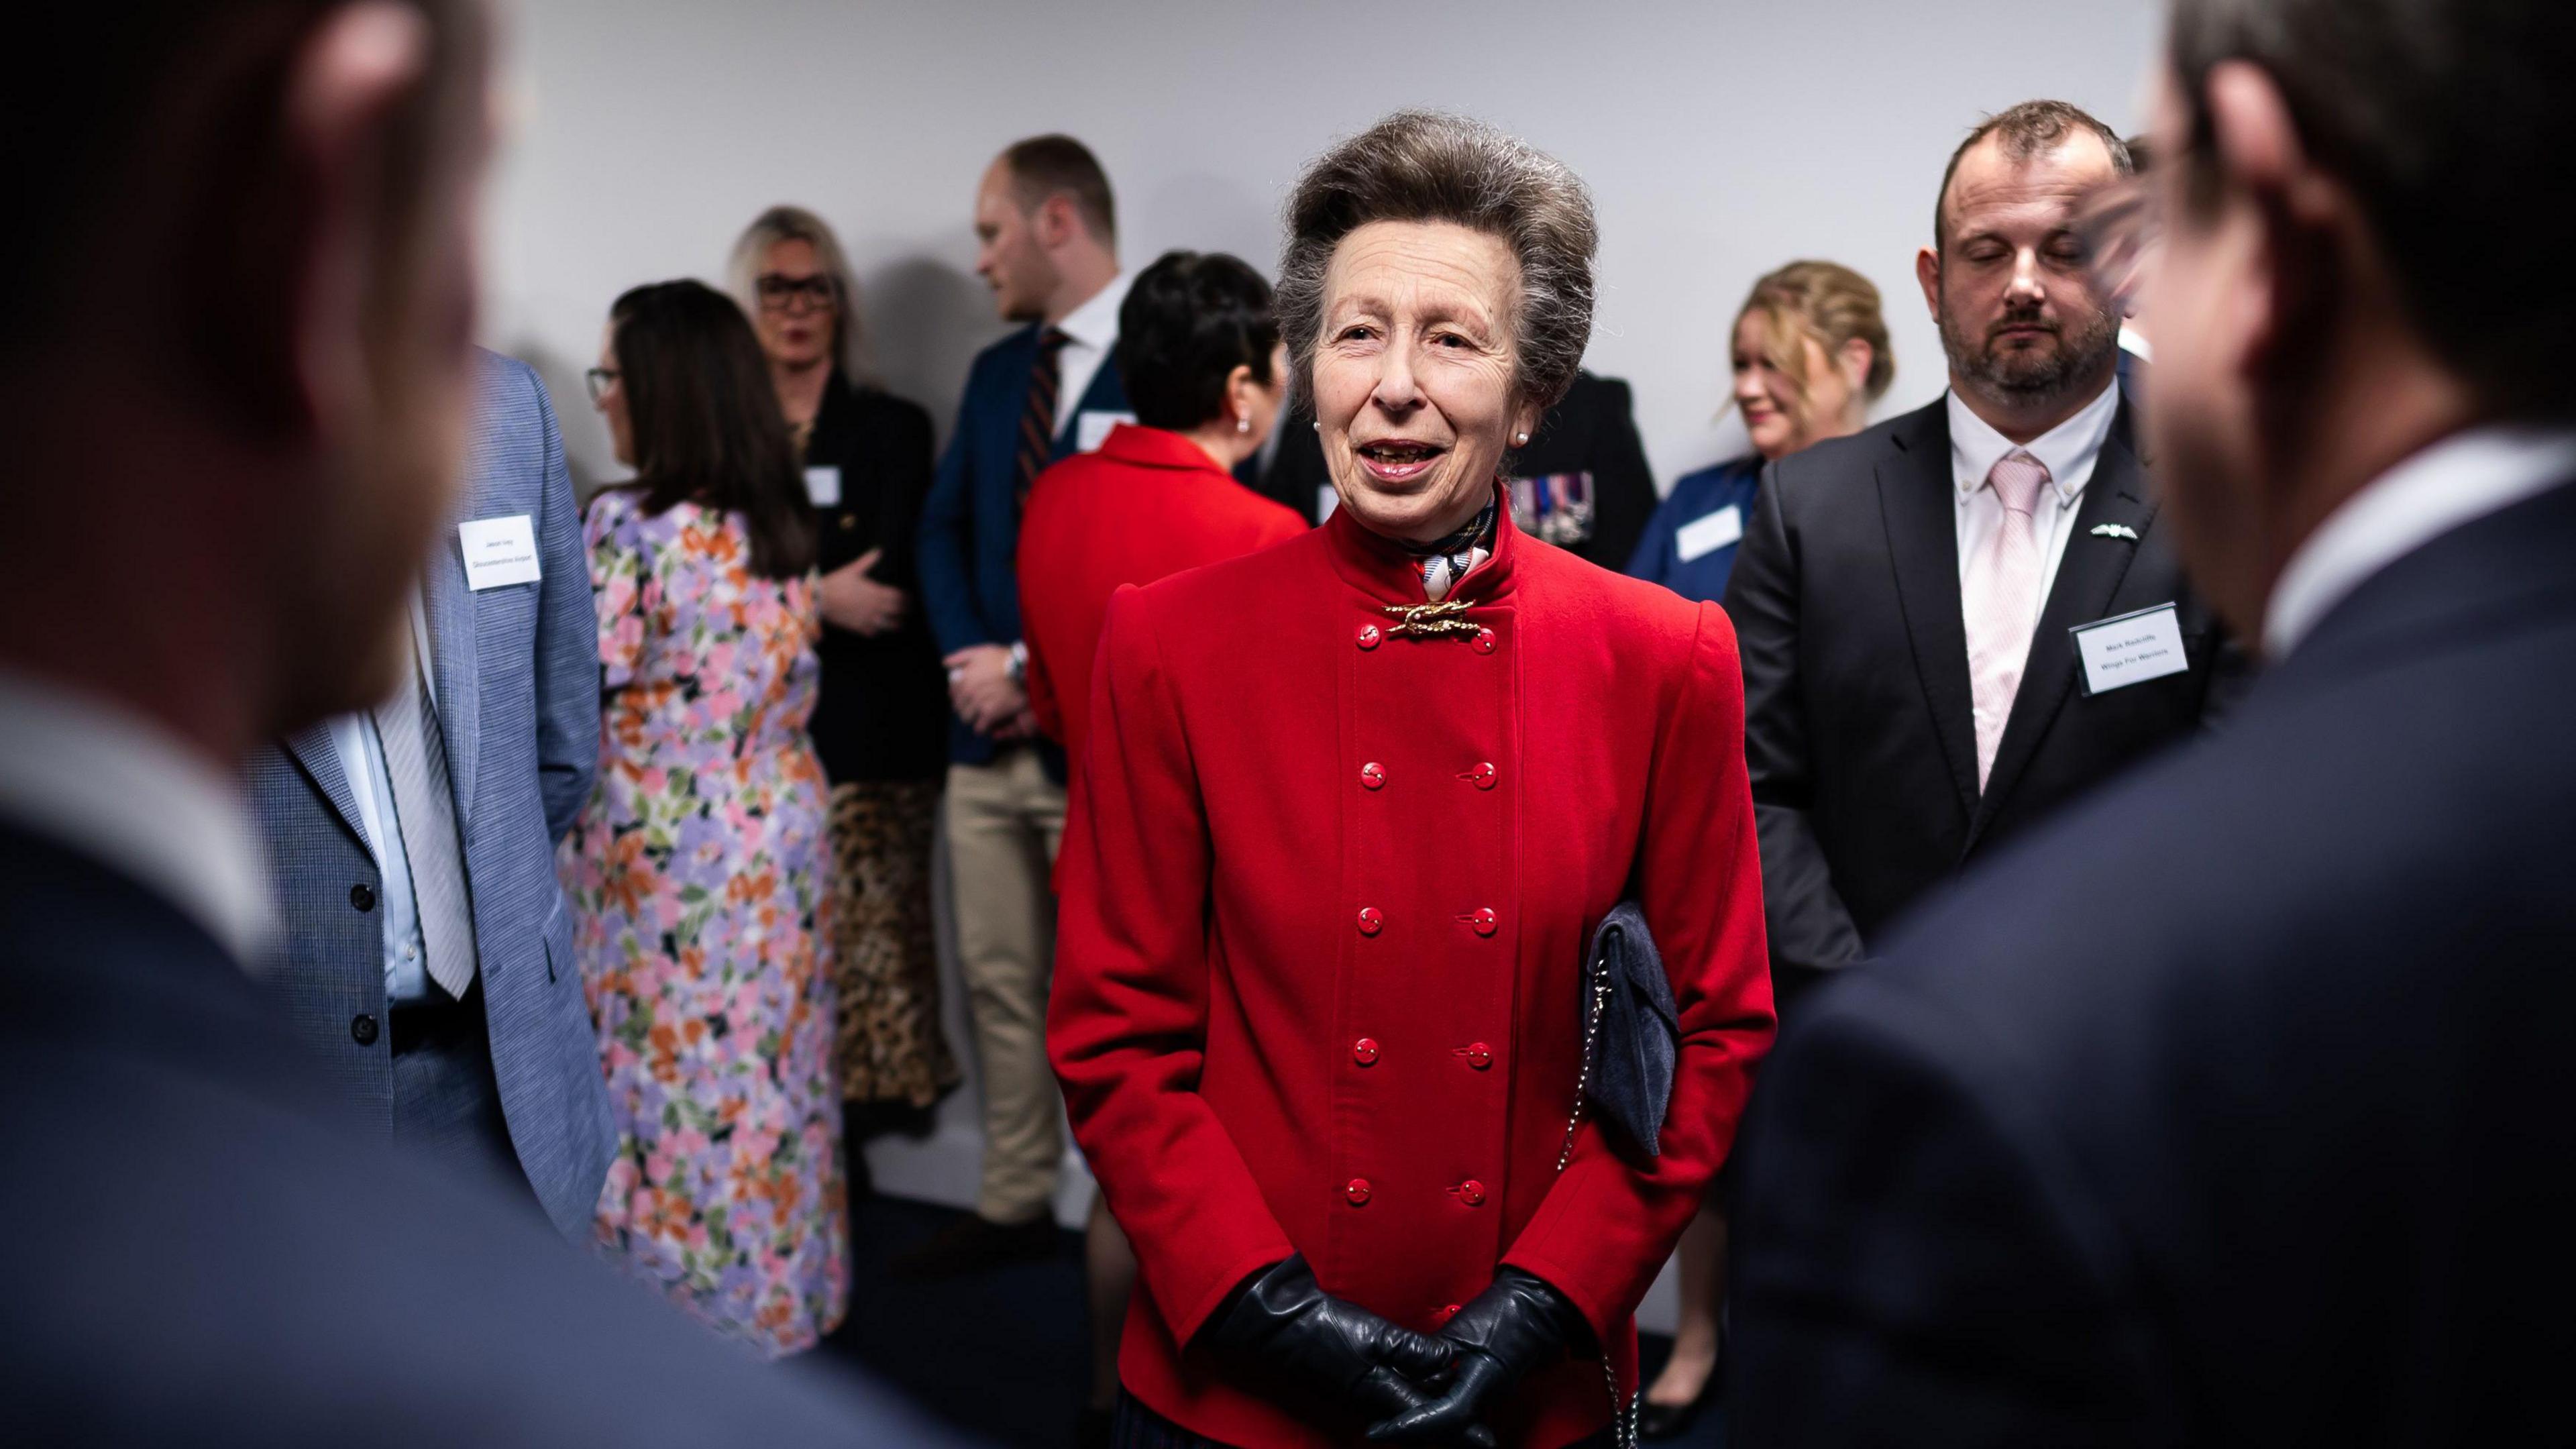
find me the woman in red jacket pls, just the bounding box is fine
[1047,111,1775,1449]
[1016,246,1307,1445]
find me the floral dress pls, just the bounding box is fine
[559,488,847,1358]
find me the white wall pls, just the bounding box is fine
[486,0,2161,494]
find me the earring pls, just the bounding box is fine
[1238,415,1252,434]
[1515,431,1529,445]
[1312,420,1321,431]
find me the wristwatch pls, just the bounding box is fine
[1008,640,1028,686]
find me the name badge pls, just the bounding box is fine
[1075,409,1134,453]
[457,515,541,590]
[804,466,842,507]
[1674,504,1743,564]
[2071,602,2191,695]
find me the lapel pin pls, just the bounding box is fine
[2090,523,2140,541]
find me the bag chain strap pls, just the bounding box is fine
[1556,947,1642,1449]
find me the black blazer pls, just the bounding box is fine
[0,819,968,1445]
[1722,394,2234,1000]
[1258,368,1659,572]
[1727,475,2576,1448]
[806,374,947,785]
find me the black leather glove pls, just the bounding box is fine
[1198,1255,1458,1428]
[1367,1267,1589,1445]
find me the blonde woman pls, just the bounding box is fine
[1626,261,1894,604]
[728,207,958,1119]
[1623,260,1890,1440]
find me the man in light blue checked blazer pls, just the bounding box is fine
[244,350,613,1240]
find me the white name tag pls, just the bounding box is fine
[1075,409,1134,453]
[457,515,542,590]
[804,466,842,507]
[2071,602,2191,695]
[1674,504,1743,564]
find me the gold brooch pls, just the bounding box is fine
[1381,600,1479,639]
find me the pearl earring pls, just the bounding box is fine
[1515,431,1529,445]
[1238,415,1252,434]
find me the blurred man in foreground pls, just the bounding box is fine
[0,4,959,1442]
[1731,0,2576,1443]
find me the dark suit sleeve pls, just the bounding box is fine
[1724,463,1866,989]
[916,374,991,654]
[1585,378,1657,572]
[1729,983,2160,1449]
[527,367,599,845]
[875,399,938,594]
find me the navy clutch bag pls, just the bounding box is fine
[1560,900,1680,1162]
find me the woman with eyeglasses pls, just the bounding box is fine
[726,207,958,1126]
[565,279,845,1357]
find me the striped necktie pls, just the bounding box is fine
[1016,327,1073,508]
[374,628,477,1000]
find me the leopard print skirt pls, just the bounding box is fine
[824,779,959,1107]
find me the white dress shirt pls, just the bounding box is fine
[323,598,440,1003]
[0,670,274,965]
[1052,270,1133,439]
[2265,426,2576,659]
[1949,379,2122,641]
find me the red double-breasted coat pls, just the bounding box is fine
[1048,487,1775,1448]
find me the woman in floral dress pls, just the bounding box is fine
[561,279,846,1357]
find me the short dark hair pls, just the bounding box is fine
[1934,100,2134,250]
[3,2,474,360]
[1116,251,1279,433]
[1001,134,1116,244]
[608,280,816,581]
[2169,0,2576,421]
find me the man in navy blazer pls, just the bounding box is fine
[243,347,614,1240]
[1,4,964,1442]
[909,135,1131,1275]
[1728,1,2576,1444]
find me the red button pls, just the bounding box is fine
[1353,1037,1381,1066]
[1467,761,1497,790]
[1360,762,1386,790]
[1345,1178,1372,1205]
[1356,624,1383,651]
[1472,627,1497,653]
[1458,1180,1488,1207]
[1357,907,1384,937]
[1470,908,1498,936]
[1466,1042,1493,1069]
[1436,1303,1462,1325]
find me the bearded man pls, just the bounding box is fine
[1721,98,2241,1008]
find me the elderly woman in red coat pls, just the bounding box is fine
[1047,111,1774,1449]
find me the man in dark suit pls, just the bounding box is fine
[1728,2,2576,1444]
[0,5,962,1442]
[242,349,614,1241]
[1258,368,1661,571]
[1723,99,2233,1004]
[909,133,1130,1275]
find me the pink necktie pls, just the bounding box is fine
[1964,450,2051,790]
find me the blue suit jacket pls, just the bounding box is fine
[1728,475,2576,1446]
[1625,455,1763,603]
[916,323,1127,768]
[242,351,613,1240]
[0,818,969,1446]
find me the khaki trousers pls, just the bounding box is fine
[945,748,1068,1223]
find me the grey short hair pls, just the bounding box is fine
[1277,110,1597,412]
[2167,0,2576,421]
[727,204,867,380]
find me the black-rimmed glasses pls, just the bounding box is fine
[756,273,837,313]
[584,366,619,402]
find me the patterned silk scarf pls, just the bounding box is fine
[1409,499,1499,602]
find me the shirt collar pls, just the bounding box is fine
[1947,378,2120,509]
[0,670,276,966]
[2264,425,2576,659]
[1053,270,1131,354]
